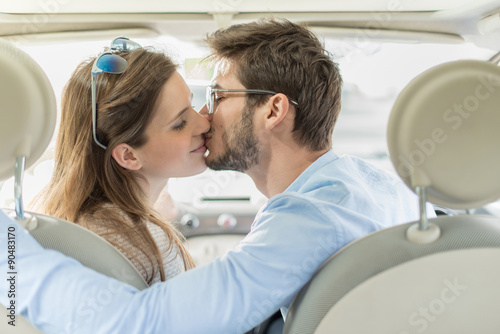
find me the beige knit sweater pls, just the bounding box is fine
[77,204,185,285]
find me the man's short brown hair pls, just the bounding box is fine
[206,18,342,151]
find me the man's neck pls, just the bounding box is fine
[247,147,328,198]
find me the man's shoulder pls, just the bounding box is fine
[284,155,386,199]
[256,153,420,229]
[255,191,348,230]
[296,154,406,197]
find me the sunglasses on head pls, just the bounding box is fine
[91,37,142,150]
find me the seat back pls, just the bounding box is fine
[0,38,147,334]
[284,58,500,333]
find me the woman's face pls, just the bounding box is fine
[134,72,210,183]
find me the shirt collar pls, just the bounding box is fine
[284,149,339,193]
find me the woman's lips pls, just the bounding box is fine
[191,140,207,153]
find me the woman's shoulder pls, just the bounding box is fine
[76,202,134,231]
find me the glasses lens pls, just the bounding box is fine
[96,54,128,74]
[206,87,212,114]
[111,37,142,51]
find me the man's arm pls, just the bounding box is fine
[0,197,341,334]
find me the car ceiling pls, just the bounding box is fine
[0,0,499,49]
[0,0,492,13]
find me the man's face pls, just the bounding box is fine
[202,68,261,172]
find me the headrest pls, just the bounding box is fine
[388,59,500,209]
[0,39,56,181]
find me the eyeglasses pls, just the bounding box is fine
[91,37,142,149]
[205,86,300,115]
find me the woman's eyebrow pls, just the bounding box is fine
[166,108,188,125]
[164,93,193,125]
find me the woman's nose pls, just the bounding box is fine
[194,108,211,134]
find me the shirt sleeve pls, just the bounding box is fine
[0,195,343,334]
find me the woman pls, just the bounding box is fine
[33,41,209,285]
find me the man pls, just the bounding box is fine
[0,19,427,333]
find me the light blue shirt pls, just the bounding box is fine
[0,151,428,333]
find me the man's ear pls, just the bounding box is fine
[264,93,292,130]
[111,143,142,170]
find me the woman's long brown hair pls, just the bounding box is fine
[32,48,195,283]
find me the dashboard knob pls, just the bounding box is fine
[217,213,237,229]
[180,213,200,229]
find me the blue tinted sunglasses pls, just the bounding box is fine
[91,37,142,149]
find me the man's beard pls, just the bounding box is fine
[207,108,260,172]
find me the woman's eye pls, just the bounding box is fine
[173,120,187,131]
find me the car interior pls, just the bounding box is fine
[1,0,500,333]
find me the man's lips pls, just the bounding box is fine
[203,130,212,141]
